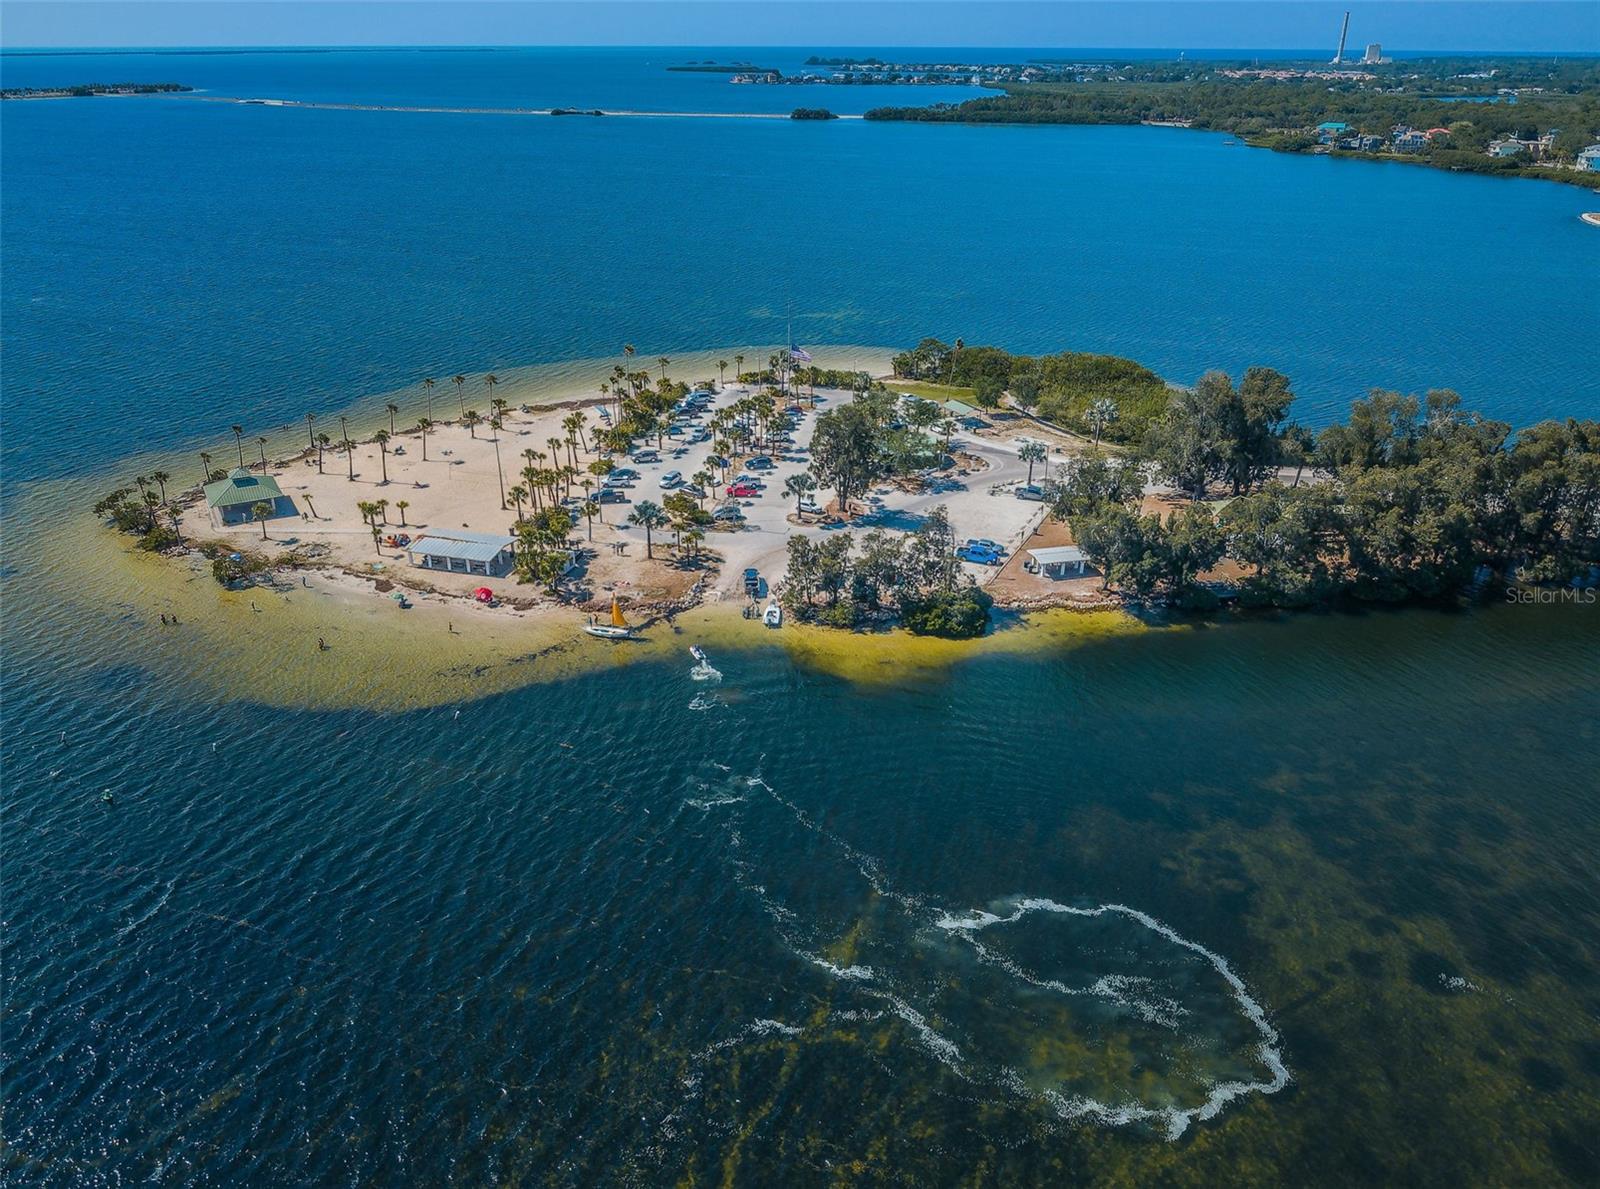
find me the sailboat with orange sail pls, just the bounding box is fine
[581,595,638,640]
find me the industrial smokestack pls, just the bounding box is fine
[1332,10,1351,64]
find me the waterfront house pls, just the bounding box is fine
[1488,137,1525,158]
[404,529,517,577]
[1315,120,1349,145]
[203,467,295,526]
[1577,144,1600,172]
[1393,128,1430,152]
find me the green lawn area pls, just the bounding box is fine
[890,379,978,404]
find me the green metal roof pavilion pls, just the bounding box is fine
[204,467,284,508]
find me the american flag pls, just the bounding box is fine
[788,343,813,363]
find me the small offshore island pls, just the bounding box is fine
[0,81,191,100]
[94,340,1600,655]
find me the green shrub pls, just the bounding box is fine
[900,587,992,638]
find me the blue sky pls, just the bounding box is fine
[3,2,1596,53]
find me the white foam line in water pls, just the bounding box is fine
[710,769,1290,1139]
[806,956,876,982]
[939,897,1291,1137]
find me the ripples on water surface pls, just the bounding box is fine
[3,44,1600,1186]
[5,607,1598,1183]
[2,48,1598,485]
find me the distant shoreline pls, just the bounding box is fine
[194,95,865,120]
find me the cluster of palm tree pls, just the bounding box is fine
[355,498,397,553]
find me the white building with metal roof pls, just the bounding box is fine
[1026,545,1090,579]
[404,529,517,577]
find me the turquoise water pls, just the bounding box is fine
[2,47,1597,486]
[3,48,1599,1184]
[5,606,1598,1182]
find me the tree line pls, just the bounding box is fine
[892,337,1170,445]
[1052,384,1598,608]
[862,59,1600,189]
[783,506,993,636]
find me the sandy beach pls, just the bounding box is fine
[174,363,1109,626]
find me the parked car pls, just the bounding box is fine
[733,474,765,488]
[633,449,660,463]
[609,467,638,479]
[965,538,1002,553]
[712,505,744,522]
[727,483,760,498]
[1015,484,1047,502]
[747,456,775,470]
[596,488,628,504]
[660,471,683,488]
[798,496,824,515]
[682,484,706,500]
[958,544,1004,565]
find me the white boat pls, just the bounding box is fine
[690,645,707,662]
[762,602,782,628]
[582,597,637,640]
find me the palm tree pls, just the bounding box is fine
[199,451,214,487]
[257,437,269,473]
[386,403,399,435]
[376,498,389,525]
[734,354,745,386]
[252,501,273,540]
[683,526,705,561]
[1087,398,1118,447]
[150,470,171,503]
[562,411,585,461]
[717,359,728,387]
[453,375,466,417]
[304,494,318,519]
[341,417,354,480]
[231,425,245,468]
[581,498,599,541]
[508,484,527,521]
[417,418,431,460]
[369,522,382,555]
[1019,441,1047,484]
[464,410,481,439]
[374,430,390,483]
[657,356,670,380]
[422,377,436,421]
[315,434,330,473]
[628,500,667,559]
[784,471,817,516]
[489,417,507,509]
[394,499,409,526]
[305,413,317,450]
[484,374,499,413]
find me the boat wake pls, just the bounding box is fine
[676,764,1291,1141]
[689,660,722,683]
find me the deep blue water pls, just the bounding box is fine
[2,47,1597,487]
[3,48,1600,1185]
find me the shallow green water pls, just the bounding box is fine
[5,601,1596,1184]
